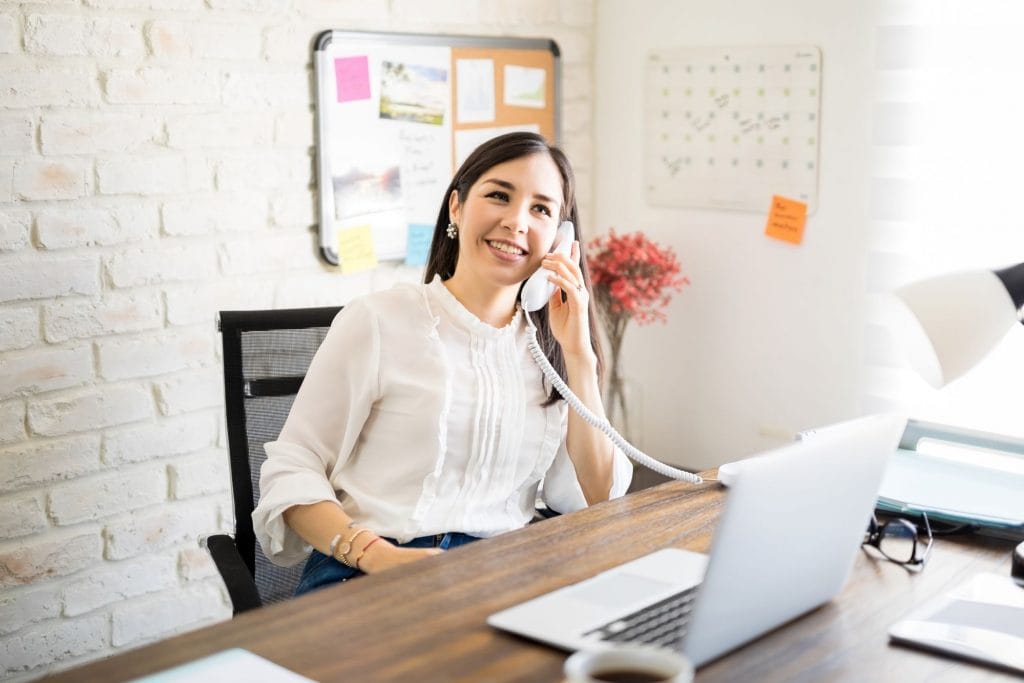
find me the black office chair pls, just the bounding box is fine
[206,306,340,615]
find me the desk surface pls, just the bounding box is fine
[45,478,1019,682]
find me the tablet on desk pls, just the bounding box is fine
[889,573,1024,675]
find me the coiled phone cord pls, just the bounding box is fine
[524,310,703,484]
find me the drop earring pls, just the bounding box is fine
[446,222,458,239]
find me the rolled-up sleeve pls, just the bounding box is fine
[251,300,381,566]
[540,422,633,514]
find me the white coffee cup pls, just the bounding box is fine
[563,645,695,683]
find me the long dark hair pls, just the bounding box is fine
[424,132,605,404]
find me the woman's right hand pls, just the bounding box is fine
[358,541,442,574]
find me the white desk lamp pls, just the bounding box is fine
[896,262,1024,582]
[895,262,1024,388]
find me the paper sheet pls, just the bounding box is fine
[129,648,316,683]
[456,58,495,123]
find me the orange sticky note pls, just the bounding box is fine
[764,195,807,245]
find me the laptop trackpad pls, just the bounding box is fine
[569,572,678,610]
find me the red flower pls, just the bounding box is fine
[586,229,690,328]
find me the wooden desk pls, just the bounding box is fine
[45,478,1019,682]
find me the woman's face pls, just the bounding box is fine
[448,153,565,290]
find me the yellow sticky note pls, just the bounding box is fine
[764,195,807,245]
[337,225,378,274]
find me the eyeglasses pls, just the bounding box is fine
[862,512,933,569]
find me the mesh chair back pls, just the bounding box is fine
[219,307,340,605]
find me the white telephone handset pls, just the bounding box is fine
[520,221,702,484]
[521,220,575,312]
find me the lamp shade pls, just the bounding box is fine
[895,262,1024,388]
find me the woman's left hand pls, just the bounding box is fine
[543,241,593,358]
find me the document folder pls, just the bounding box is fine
[876,419,1024,540]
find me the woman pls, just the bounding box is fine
[252,132,632,595]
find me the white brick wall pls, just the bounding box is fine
[40,112,162,155]
[28,384,154,436]
[0,529,104,588]
[103,499,220,560]
[0,584,62,637]
[0,160,12,203]
[0,1,596,679]
[0,13,18,54]
[0,492,48,539]
[0,306,39,352]
[0,68,99,108]
[96,155,189,196]
[0,400,27,445]
[96,327,215,380]
[25,14,145,59]
[61,552,178,617]
[0,208,31,252]
[0,255,100,302]
[43,291,163,342]
[153,371,223,415]
[48,464,168,526]
[0,435,103,491]
[36,204,160,250]
[0,114,35,156]
[1,614,108,675]
[13,159,89,201]
[111,582,224,647]
[0,345,93,397]
[102,412,218,464]
[103,67,220,105]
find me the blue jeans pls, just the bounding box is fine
[294,532,481,596]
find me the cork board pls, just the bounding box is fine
[314,30,561,267]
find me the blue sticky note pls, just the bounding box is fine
[405,223,433,266]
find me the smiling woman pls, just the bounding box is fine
[251,132,633,596]
[444,153,564,321]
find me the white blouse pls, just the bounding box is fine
[253,277,632,566]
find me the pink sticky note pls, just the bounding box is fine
[335,56,371,103]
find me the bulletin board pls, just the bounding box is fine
[313,30,560,268]
[644,45,822,214]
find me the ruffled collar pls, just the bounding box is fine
[427,276,522,338]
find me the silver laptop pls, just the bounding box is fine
[488,413,906,667]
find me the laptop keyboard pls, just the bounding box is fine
[584,585,698,649]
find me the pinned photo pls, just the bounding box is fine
[504,65,546,109]
[331,134,404,220]
[379,61,449,126]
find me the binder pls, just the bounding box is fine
[876,419,1024,539]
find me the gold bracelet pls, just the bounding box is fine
[353,536,382,570]
[335,528,370,567]
[328,533,344,558]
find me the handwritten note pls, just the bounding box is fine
[335,56,371,103]
[764,195,807,245]
[337,225,378,273]
[405,223,433,266]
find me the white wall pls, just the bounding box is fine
[861,1,1024,439]
[0,1,596,679]
[594,0,880,468]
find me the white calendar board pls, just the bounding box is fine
[645,45,821,213]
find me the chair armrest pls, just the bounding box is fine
[202,534,263,615]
